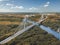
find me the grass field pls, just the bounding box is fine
[0,13,60,45]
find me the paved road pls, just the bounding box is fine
[0,24,35,44]
[28,18,60,40]
[0,17,47,44]
[40,25,60,40]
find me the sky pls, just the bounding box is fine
[0,0,60,12]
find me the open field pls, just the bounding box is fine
[0,13,40,25]
[43,14,60,31]
[0,13,60,45]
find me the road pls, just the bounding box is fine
[0,16,47,44]
[27,18,60,40]
[40,25,60,40]
[0,24,35,44]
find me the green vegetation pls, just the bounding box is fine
[0,13,60,45]
[43,15,60,31]
[2,26,60,45]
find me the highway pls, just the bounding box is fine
[0,16,47,44]
[0,24,35,44]
[27,19,60,40]
[40,25,60,40]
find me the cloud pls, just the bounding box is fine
[5,3,24,10]
[44,4,49,7]
[29,7,38,10]
[0,0,9,1]
[11,6,24,9]
[44,2,50,7]
[47,2,50,4]
[6,3,13,6]
[0,8,14,12]
[15,6,24,9]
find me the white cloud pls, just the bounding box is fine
[0,0,2,1]
[15,6,24,9]
[44,4,49,7]
[11,6,24,9]
[29,7,38,10]
[47,2,50,4]
[5,3,24,10]
[0,8,14,12]
[0,0,9,1]
[6,3,13,6]
[44,2,50,7]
